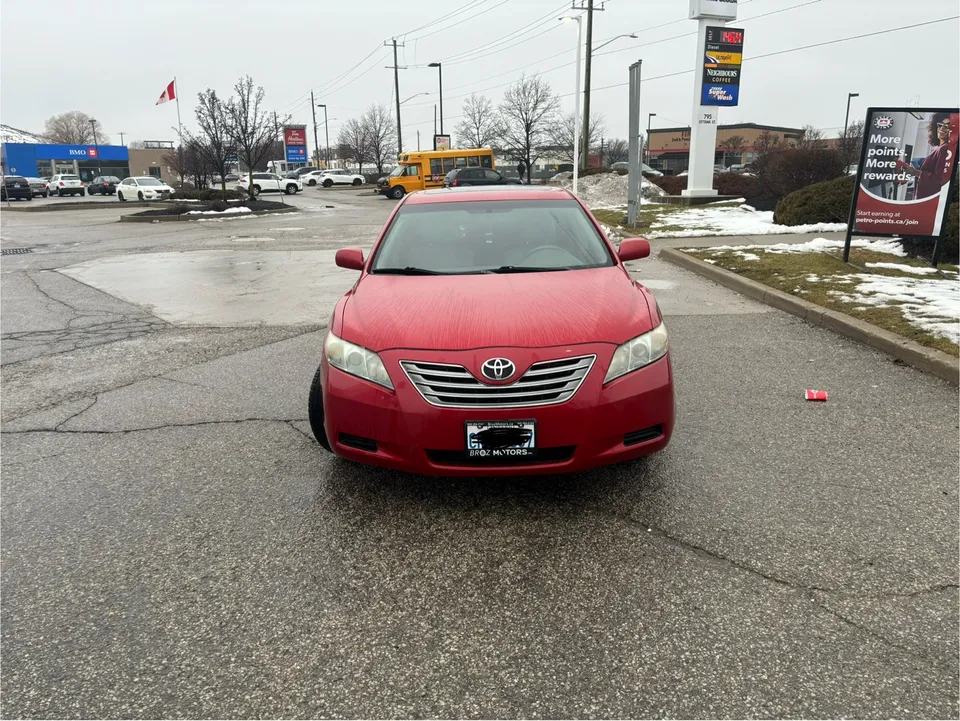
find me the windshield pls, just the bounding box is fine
[388,165,406,177]
[138,177,163,186]
[370,199,614,275]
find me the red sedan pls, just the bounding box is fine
[308,185,674,475]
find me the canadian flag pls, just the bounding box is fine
[155,80,176,105]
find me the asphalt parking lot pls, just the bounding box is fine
[1,189,957,718]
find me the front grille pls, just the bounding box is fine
[426,446,575,465]
[338,433,378,452]
[624,425,663,446]
[400,355,596,408]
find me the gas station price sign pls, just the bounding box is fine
[702,26,745,106]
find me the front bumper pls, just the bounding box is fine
[321,345,674,476]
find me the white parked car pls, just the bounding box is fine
[116,176,176,201]
[49,174,84,197]
[237,172,301,196]
[317,169,365,187]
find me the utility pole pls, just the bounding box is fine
[575,0,605,170]
[384,38,405,153]
[273,111,285,205]
[417,130,421,150]
[311,91,321,169]
[119,131,125,146]
[318,104,330,168]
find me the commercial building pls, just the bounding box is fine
[647,123,805,173]
[1,142,129,181]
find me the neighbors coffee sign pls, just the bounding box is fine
[849,107,958,238]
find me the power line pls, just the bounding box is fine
[407,0,511,42]
[277,45,384,111]
[400,0,487,39]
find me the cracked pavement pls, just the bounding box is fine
[1,191,958,718]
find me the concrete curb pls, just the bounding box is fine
[3,200,165,212]
[119,205,298,222]
[659,247,959,385]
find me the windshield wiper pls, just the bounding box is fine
[488,265,573,274]
[373,266,446,275]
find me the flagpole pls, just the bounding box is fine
[174,76,184,188]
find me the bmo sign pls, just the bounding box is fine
[67,147,98,157]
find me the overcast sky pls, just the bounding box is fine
[2,0,957,152]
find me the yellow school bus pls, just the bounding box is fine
[378,147,495,199]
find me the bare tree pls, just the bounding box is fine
[547,111,605,164]
[454,94,500,148]
[226,76,282,197]
[603,137,629,166]
[163,145,193,186]
[127,140,147,149]
[797,124,826,149]
[44,111,100,144]
[837,119,865,167]
[754,131,785,161]
[337,118,372,175]
[718,134,746,167]
[190,88,233,195]
[498,74,561,183]
[362,104,396,176]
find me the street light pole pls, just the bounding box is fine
[311,92,321,168]
[428,62,443,135]
[561,16,583,195]
[89,118,101,175]
[646,113,656,168]
[843,92,860,137]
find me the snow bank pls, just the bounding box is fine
[833,275,960,344]
[549,171,666,207]
[651,205,847,238]
[185,206,253,216]
[864,261,948,275]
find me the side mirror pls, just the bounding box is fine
[618,238,651,262]
[335,247,365,271]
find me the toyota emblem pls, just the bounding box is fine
[480,357,515,381]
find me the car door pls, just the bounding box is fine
[483,169,505,185]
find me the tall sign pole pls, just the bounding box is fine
[683,0,740,198]
[311,91,321,168]
[627,60,642,226]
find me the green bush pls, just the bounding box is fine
[649,175,686,195]
[773,175,854,226]
[209,199,229,212]
[754,148,847,210]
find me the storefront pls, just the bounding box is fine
[1,142,129,182]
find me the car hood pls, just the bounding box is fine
[340,265,654,351]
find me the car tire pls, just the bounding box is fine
[308,179,317,186]
[390,185,405,200]
[79,189,85,196]
[137,191,144,201]
[352,178,362,186]
[322,179,333,188]
[117,192,125,202]
[285,184,297,195]
[307,365,332,452]
[42,192,48,198]
[252,185,261,197]
[26,195,32,201]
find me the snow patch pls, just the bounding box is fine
[649,205,847,238]
[701,237,907,257]
[864,261,942,275]
[550,171,666,208]
[185,206,253,216]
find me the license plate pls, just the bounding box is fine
[13,183,20,188]
[465,420,536,459]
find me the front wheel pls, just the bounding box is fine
[308,179,317,186]
[390,185,405,200]
[117,191,125,202]
[352,178,362,186]
[307,365,332,451]
[285,184,297,195]
[137,191,144,201]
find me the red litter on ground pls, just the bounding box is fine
[805,389,828,401]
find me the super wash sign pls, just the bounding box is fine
[702,26,744,106]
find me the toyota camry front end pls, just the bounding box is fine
[308,186,674,476]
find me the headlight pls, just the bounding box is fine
[324,331,394,390]
[603,323,668,384]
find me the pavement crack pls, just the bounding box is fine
[284,420,316,443]
[23,272,81,315]
[54,396,100,430]
[4,417,310,436]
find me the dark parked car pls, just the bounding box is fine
[1,175,33,201]
[88,176,121,195]
[442,167,521,188]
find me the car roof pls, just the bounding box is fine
[406,185,575,204]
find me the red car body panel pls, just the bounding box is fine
[319,186,675,476]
